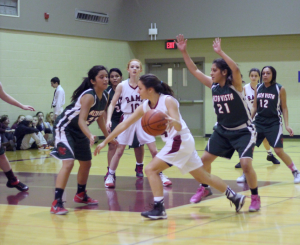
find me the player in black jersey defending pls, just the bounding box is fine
[50,65,117,215]
[176,34,260,212]
[252,66,300,184]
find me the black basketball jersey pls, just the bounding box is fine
[106,86,122,121]
[56,88,108,133]
[255,83,282,126]
[211,83,251,128]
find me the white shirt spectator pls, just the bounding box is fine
[52,85,65,116]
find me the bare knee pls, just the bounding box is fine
[274,148,283,157]
[144,164,158,176]
[114,147,125,159]
[62,162,74,172]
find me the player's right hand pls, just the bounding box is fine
[106,121,112,133]
[175,34,187,52]
[94,142,106,155]
[21,105,35,111]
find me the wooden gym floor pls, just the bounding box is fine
[0,137,300,245]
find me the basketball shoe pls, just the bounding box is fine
[292,170,300,184]
[236,173,247,183]
[6,179,29,192]
[159,172,172,187]
[104,167,109,181]
[141,200,167,220]
[135,165,144,178]
[74,191,98,205]
[228,193,246,212]
[50,198,68,215]
[105,174,116,188]
[235,162,241,168]
[249,195,261,212]
[190,185,213,203]
[267,154,280,164]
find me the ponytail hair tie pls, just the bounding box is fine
[161,81,163,84]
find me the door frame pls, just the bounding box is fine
[145,57,206,136]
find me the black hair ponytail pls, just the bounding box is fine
[71,65,108,102]
[139,74,174,96]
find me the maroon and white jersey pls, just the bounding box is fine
[244,83,255,110]
[142,94,189,142]
[120,79,143,114]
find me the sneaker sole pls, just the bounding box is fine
[50,210,68,215]
[141,213,168,219]
[249,207,260,212]
[236,179,247,183]
[162,182,172,187]
[105,184,115,188]
[73,199,99,205]
[236,195,246,212]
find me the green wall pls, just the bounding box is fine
[0,29,137,135]
[1,29,300,136]
[134,35,300,135]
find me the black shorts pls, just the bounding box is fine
[205,124,256,159]
[50,127,92,161]
[255,122,283,148]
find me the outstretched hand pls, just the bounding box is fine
[175,34,187,52]
[212,37,222,54]
[21,105,35,111]
[286,126,294,137]
[94,142,106,156]
[106,121,112,133]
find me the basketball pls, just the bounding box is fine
[141,109,168,136]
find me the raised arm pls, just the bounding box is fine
[94,104,144,155]
[106,83,122,131]
[176,34,213,88]
[280,86,293,136]
[0,82,35,111]
[212,38,243,92]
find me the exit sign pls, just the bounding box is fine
[165,40,177,49]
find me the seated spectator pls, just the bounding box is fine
[36,111,51,141]
[11,115,25,130]
[0,118,15,151]
[45,112,54,146]
[15,115,50,150]
[45,112,54,132]
[0,115,14,142]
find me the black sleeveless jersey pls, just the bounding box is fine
[255,83,282,126]
[55,88,108,133]
[211,83,252,128]
[105,86,122,121]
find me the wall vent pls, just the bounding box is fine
[75,9,108,24]
[0,0,19,17]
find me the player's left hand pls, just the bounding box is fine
[94,142,106,155]
[21,105,35,111]
[165,115,179,130]
[213,37,222,54]
[111,139,118,146]
[286,126,294,137]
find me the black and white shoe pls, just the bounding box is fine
[141,201,167,220]
[228,193,246,212]
[6,179,29,192]
[267,154,280,164]
[235,162,241,168]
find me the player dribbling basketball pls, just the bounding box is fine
[94,73,246,220]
